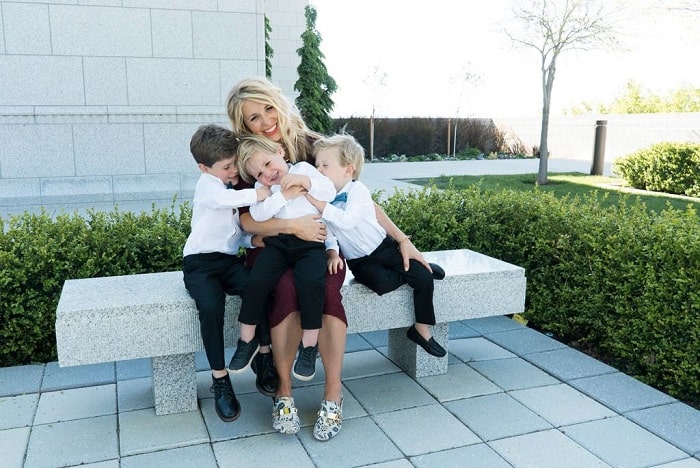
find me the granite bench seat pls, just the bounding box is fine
[55,248,526,415]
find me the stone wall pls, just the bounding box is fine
[0,0,307,217]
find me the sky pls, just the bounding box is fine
[311,0,700,119]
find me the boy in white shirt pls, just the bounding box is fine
[305,134,447,357]
[183,124,271,422]
[228,135,339,382]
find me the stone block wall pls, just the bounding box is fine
[0,0,307,216]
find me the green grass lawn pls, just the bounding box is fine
[405,173,700,214]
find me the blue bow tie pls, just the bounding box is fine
[331,192,348,205]
[226,182,235,189]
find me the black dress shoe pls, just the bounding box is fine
[251,351,279,397]
[406,325,447,357]
[210,374,241,422]
[429,263,445,280]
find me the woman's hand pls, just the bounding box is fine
[251,234,266,248]
[290,214,327,242]
[326,249,344,274]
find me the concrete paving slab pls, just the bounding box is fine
[41,361,115,392]
[0,364,44,397]
[626,402,700,456]
[448,320,483,339]
[569,372,677,413]
[0,393,39,429]
[117,377,154,412]
[469,357,559,391]
[523,347,618,381]
[486,327,569,355]
[200,391,275,442]
[344,372,436,414]
[340,348,401,381]
[34,384,116,424]
[415,362,501,402]
[448,336,516,362]
[212,433,315,468]
[118,408,208,457]
[120,443,217,468]
[465,315,526,334]
[0,426,30,468]
[115,358,152,380]
[410,443,512,468]
[373,403,480,456]
[297,416,403,468]
[563,416,689,467]
[444,392,552,441]
[509,383,616,427]
[24,415,118,467]
[489,429,609,468]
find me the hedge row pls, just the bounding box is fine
[381,186,699,405]
[614,142,700,197]
[1,188,697,405]
[0,205,189,365]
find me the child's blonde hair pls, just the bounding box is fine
[312,133,366,179]
[236,135,284,184]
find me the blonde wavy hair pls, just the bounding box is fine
[226,77,321,164]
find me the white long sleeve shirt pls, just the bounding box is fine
[250,161,339,252]
[320,180,386,260]
[182,173,256,257]
[249,161,337,221]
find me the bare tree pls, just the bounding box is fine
[505,0,617,185]
[363,66,388,161]
[448,64,481,157]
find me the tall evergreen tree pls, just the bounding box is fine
[294,5,337,134]
[264,15,274,79]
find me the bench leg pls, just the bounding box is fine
[152,353,198,415]
[388,323,449,378]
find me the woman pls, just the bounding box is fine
[226,76,432,441]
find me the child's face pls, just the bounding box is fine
[200,155,240,186]
[241,100,281,142]
[315,148,353,192]
[245,147,288,187]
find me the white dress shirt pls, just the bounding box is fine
[183,173,256,257]
[249,161,336,221]
[321,180,386,260]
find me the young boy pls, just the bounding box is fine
[306,133,447,357]
[182,124,271,422]
[228,135,339,381]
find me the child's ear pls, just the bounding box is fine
[345,164,355,176]
[198,163,209,173]
[277,146,285,158]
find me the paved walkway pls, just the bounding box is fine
[2,158,699,467]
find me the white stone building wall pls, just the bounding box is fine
[0,0,307,216]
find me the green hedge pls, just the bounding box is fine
[614,142,700,197]
[1,188,698,405]
[381,186,699,405]
[0,205,190,366]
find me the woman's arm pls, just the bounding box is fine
[240,211,327,243]
[373,202,432,272]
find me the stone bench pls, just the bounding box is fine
[55,249,526,415]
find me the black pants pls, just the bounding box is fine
[239,234,326,331]
[183,252,271,371]
[347,237,436,325]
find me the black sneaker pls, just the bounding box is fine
[292,344,318,381]
[228,337,260,373]
[251,351,279,397]
[210,374,240,422]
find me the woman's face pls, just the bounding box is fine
[241,100,282,142]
